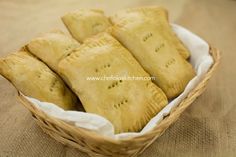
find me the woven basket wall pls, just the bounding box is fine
[17,46,220,157]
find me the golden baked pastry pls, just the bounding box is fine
[58,33,168,133]
[62,9,111,42]
[0,51,78,110]
[27,30,80,73]
[110,6,190,59]
[110,16,195,99]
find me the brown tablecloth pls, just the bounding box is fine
[0,0,235,156]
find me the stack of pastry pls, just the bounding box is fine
[0,6,195,133]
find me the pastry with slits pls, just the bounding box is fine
[62,9,111,42]
[27,30,80,74]
[110,11,196,99]
[110,6,190,59]
[58,33,168,133]
[0,51,78,110]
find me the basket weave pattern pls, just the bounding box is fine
[17,47,220,157]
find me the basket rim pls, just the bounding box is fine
[17,45,220,146]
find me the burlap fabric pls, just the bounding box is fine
[0,0,235,156]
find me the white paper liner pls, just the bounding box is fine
[23,24,213,140]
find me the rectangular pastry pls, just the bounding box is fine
[58,33,168,133]
[0,51,78,110]
[62,9,111,42]
[110,13,196,99]
[27,30,80,74]
[110,6,190,59]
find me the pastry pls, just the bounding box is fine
[110,6,190,59]
[27,30,80,74]
[62,9,111,42]
[58,33,168,133]
[110,17,196,99]
[0,51,78,110]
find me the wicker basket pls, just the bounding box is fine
[17,46,220,157]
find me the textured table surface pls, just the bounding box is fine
[0,0,235,156]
